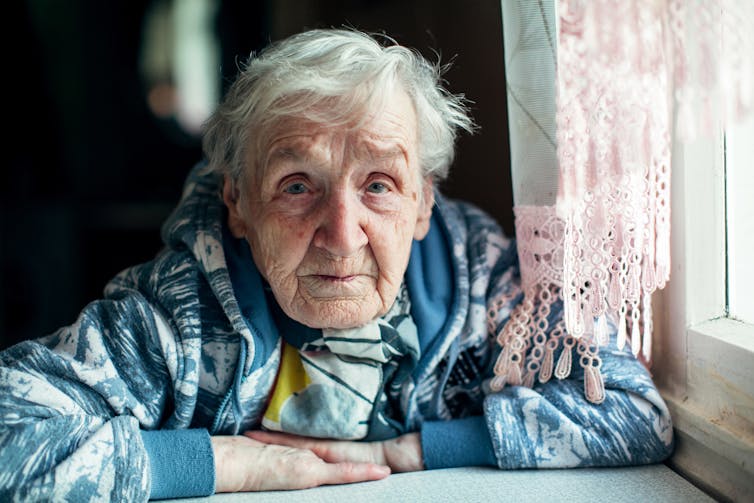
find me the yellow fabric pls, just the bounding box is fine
[263,342,310,425]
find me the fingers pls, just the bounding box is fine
[312,461,391,487]
[214,434,390,492]
[244,430,343,463]
[243,430,383,465]
[251,436,390,490]
[254,448,389,490]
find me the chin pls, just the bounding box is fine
[296,299,383,330]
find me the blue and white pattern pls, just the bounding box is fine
[0,163,673,501]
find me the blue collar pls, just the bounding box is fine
[222,206,454,370]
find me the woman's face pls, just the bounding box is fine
[224,89,433,329]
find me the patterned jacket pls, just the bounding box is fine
[0,163,673,501]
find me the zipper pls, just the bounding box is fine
[209,337,249,434]
[210,385,235,434]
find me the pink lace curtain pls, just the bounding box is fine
[493,0,754,403]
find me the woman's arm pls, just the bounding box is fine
[0,290,395,500]
[481,342,674,469]
[0,293,173,502]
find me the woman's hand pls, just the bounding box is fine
[244,430,424,474]
[211,435,391,493]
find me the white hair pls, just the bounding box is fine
[202,28,476,184]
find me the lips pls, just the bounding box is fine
[314,274,357,282]
[298,274,375,298]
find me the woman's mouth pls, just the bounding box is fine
[316,274,357,282]
[298,273,375,298]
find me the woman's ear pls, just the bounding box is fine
[222,176,247,238]
[413,179,435,240]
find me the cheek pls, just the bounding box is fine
[247,214,313,280]
[294,226,308,243]
[370,209,418,278]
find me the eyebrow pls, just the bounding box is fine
[267,147,302,162]
[353,138,407,162]
[263,140,318,174]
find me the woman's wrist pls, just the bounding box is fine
[382,432,424,472]
[211,435,251,493]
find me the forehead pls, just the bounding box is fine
[261,88,418,158]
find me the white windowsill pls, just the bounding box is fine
[659,317,754,502]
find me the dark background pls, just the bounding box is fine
[2,0,512,350]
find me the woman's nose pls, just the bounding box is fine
[313,189,368,257]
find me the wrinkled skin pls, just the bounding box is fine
[215,88,430,492]
[224,88,433,330]
[211,432,422,492]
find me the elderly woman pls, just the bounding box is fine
[0,29,672,501]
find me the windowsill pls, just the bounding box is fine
[659,317,754,502]
[690,317,754,353]
[686,317,754,437]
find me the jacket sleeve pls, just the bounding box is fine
[482,340,674,468]
[0,290,198,501]
[457,200,673,470]
[478,234,674,468]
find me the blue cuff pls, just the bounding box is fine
[421,416,497,469]
[141,428,215,500]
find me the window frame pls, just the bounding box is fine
[725,113,754,324]
[653,118,754,502]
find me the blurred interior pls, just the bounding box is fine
[2,0,512,349]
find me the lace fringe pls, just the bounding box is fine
[489,206,658,404]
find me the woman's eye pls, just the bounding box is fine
[283,182,308,194]
[366,181,389,194]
